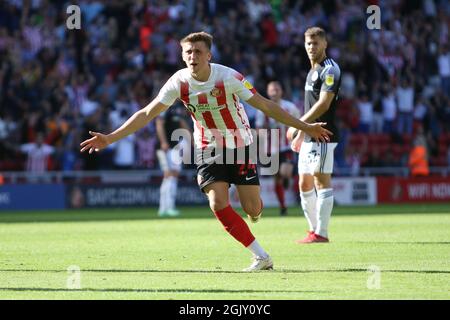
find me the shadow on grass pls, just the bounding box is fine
[1,268,449,274]
[0,204,449,223]
[0,287,323,294]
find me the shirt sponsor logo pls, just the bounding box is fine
[185,103,196,113]
[185,103,226,113]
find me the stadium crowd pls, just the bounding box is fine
[0,0,449,174]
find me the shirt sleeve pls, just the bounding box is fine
[320,65,341,93]
[156,74,179,106]
[291,105,301,119]
[20,144,32,153]
[43,145,55,155]
[230,71,257,101]
[284,101,301,118]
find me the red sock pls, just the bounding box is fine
[275,183,286,209]
[213,205,255,247]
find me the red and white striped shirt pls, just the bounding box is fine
[157,63,256,149]
[20,143,55,173]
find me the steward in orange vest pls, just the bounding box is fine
[408,145,429,177]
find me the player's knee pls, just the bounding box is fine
[169,171,179,178]
[313,174,331,189]
[315,183,331,190]
[209,199,229,212]
[242,201,262,217]
[281,171,292,179]
[300,181,313,192]
[280,164,292,177]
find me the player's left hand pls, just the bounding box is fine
[80,131,110,154]
[305,122,332,143]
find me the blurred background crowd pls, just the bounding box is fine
[0,0,449,175]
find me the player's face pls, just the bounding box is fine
[304,35,327,62]
[267,83,282,101]
[181,41,211,74]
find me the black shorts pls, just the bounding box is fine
[279,150,295,164]
[195,145,260,192]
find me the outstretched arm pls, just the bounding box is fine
[80,99,169,154]
[246,93,332,143]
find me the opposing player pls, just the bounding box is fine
[288,27,341,243]
[156,103,190,217]
[80,32,331,271]
[256,81,300,216]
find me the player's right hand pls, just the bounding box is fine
[305,122,332,143]
[290,130,304,153]
[80,131,110,154]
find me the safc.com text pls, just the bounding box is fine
[148,128,287,175]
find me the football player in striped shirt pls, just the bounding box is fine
[80,31,332,271]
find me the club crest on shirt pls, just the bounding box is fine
[210,88,222,97]
[325,74,334,86]
[311,71,319,82]
[184,103,196,113]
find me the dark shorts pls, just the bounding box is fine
[279,150,295,164]
[195,145,260,192]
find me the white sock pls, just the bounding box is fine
[247,240,268,259]
[300,189,317,231]
[167,176,178,211]
[159,178,169,213]
[315,188,334,238]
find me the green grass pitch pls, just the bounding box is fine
[0,204,449,299]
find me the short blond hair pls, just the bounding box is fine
[180,32,213,50]
[304,27,326,40]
